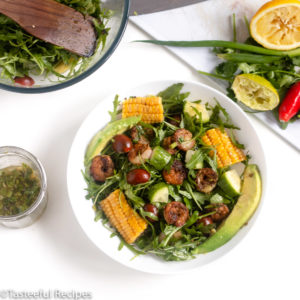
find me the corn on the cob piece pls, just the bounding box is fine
[122,96,164,123]
[202,128,246,168]
[100,189,147,244]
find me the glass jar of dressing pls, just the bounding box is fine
[0,146,47,228]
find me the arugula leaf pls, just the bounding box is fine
[168,185,182,201]
[124,187,145,208]
[229,129,245,149]
[158,83,183,99]
[186,150,204,169]
[204,152,218,172]
[158,83,189,114]
[109,95,121,122]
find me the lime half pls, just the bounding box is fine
[232,74,279,111]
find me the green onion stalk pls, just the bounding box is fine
[136,40,300,57]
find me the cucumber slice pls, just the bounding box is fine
[150,146,171,171]
[218,169,241,197]
[149,183,169,203]
[184,101,210,123]
[185,150,204,169]
[210,193,223,204]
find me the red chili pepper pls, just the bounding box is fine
[279,81,300,122]
[14,76,35,87]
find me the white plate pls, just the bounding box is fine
[67,80,267,274]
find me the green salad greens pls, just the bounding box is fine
[83,83,250,261]
[0,0,111,82]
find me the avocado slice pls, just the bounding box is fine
[85,116,141,164]
[192,164,262,254]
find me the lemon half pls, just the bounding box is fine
[232,74,280,111]
[250,0,300,50]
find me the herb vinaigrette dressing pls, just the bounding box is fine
[0,164,41,216]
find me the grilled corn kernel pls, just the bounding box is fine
[202,128,246,168]
[122,96,164,123]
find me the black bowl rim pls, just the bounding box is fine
[0,0,130,94]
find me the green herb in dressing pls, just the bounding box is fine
[0,164,41,216]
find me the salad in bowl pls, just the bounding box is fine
[80,83,263,262]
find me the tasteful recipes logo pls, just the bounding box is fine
[0,290,92,300]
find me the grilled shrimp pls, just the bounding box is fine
[162,160,187,185]
[167,114,181,126]
[173,129,195,151]
[210,204,230,222]
[197,216,213,227]
[195,168,218,193]
[164,201,189,227]
[128,126,152,165]
[162,136,177,155]
[128,142,152,165]
[90,155,114,182]
[130,126,149,144]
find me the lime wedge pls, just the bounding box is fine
[232,74,279,111]
[218,169,241,197]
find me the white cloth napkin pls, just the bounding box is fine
[130,0,300,151]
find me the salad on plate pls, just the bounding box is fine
[82,83,262,261]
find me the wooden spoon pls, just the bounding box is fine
[0,0,97,57]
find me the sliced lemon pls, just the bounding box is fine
[53,58,75,74]
[54,61,71,74]
[250,0,300,50]
[232,74,280,111]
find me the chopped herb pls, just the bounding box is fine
[0,164,40,216]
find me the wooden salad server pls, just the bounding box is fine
[0,0,97,57]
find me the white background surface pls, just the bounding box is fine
[0,21,299,300]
